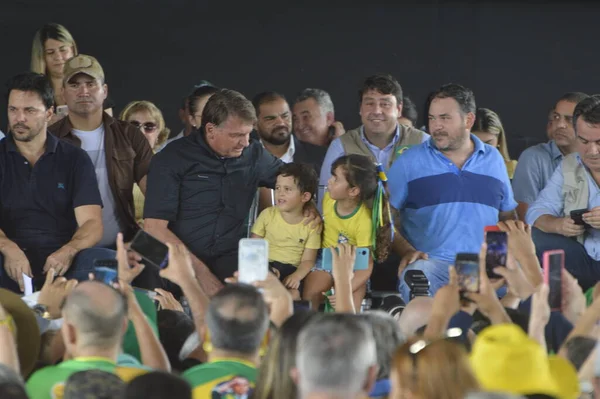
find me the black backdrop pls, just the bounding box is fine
[0,0,598,157]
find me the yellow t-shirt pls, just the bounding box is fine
[322,192,373,248]
[251,207,321,266]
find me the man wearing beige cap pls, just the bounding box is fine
[49,55,153,250]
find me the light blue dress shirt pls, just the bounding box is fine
[526,156,600,261]
[512,140,563,204]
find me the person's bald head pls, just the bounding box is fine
[397,297,434,337]
[61,281,128,350]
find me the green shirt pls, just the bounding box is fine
[26,357,147,399]
[182,358,256,399]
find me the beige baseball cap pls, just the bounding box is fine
[63,54,105,84]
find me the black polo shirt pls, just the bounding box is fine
[0,133,102,266]
[144,129,283,259]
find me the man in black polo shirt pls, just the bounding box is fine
[144,89,285,294]
[0,72,109,293]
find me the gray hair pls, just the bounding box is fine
[294,88,335,115]
[62,282,127,350]
[296,314,377,397]
[359,310,406,380]
[205,284,269,355]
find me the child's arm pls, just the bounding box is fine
[250,233,263,239]
[283,248,317,289]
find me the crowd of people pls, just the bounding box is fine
[0,21,599,399]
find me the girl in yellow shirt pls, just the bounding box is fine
[302,154,395,310]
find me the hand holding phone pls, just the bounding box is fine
[238,238,269,285]
[570,209,591,228]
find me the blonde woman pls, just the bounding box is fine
[390,337,479,399]
[119,101,170,227]
[472,108,518,179]
[31,23,113,122]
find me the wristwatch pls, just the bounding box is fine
[32,304,52,320]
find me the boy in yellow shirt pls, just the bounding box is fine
[251,163,320,299]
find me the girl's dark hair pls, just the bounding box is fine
[331,154,393,262]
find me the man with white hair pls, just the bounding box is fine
[293,314,378,399]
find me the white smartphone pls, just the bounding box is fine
[238,238,269,285]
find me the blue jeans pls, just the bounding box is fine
[0,247,117,293]
[398,258,451,303]
[532,227,600,292]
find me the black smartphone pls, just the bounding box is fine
[570,209,589,227]
[328,125,336,139]
[455,253,480,294]
[293,300,312,312]
[404,270,430,289]
[130,230,169,269]
[485,229,508,279]
[543,250,564,311]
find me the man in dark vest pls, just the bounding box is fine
[318,74,430,285]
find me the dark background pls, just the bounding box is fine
[0,0,597,158]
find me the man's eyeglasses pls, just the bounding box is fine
[130,121,158,132]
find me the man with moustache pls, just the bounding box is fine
[252,92,326,174]
[387,83,517,302]
[252,91,326,210]
[0,72,106,293]
[513,92,589,220]
[526,95,600,290]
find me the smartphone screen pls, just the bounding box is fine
[130,230,169,269]
[456,253,480,293]
[545,251,564,311]
[485,231,508,279]
[238,238,269,285]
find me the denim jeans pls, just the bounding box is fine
[0,247,117,293]
[397,258,451,303]
[532,227,600,292]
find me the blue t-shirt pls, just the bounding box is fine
[387,134,517,262]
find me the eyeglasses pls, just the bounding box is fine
[130,120,158,132]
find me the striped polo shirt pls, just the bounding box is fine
[387,134,517,262]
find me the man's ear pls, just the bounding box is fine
[465,112,476,131]
[46,106,54,122]
[289,367,300,385]
[205,123,216,139]
[120,316,128,336]
[326,111,335,125]
[102,83,109,101]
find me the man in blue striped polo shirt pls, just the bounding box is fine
[388,84,517,302]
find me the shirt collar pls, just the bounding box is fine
[427,133,485,153]
[360,124,401,147]
[5,130,58,155]
[549,140,564,160]
[259,136,295,160]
